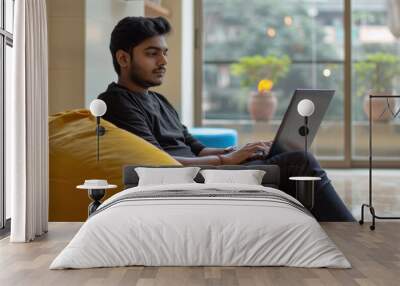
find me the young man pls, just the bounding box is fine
[98,16,354,222]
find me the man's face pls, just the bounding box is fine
[119,36,168,88]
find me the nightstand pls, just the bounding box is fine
[77,180,117,216]
[289,176,321,210]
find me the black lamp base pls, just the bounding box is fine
[295,180,316,210]
[88,189,105,216]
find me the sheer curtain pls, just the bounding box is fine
[7,0,49,242]
[388,0,400,38]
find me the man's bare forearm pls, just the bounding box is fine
[173,155,223,166]
[198,148,225,157]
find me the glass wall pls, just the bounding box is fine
[5,44,12,220]
[1,0,14,229]
[5,0,13,33]
[202,0,345,160]
[352,0,400,160]
[202,0,400,164]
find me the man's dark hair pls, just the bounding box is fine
[110,16,171,75]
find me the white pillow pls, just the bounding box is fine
[135,167,201,186]
[200,169,266,185]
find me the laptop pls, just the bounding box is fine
[265,89,334,159]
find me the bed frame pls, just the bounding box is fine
[123,165,280,189]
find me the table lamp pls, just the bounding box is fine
[89,99,107,162]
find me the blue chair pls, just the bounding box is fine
[188,127,238,148]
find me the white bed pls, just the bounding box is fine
[50,183,351,269]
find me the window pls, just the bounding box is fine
[199,0,400,166]
[352,0,400,160]
[1,0,14,230]
[5,0,13,33]
[201,0,345,160]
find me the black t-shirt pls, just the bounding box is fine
[98,82,205,157]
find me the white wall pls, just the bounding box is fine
[85,0,144,106]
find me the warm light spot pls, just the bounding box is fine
[284,16,293,26]
[258,79,274,92]
[266,27,276,38]
[323,68,331,77]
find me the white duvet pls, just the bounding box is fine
[50,183,351,269]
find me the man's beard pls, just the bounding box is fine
[128,62,161,89]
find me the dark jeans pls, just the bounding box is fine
[243,151,355,222]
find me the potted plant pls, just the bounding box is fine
[231,54,291,121]
[354,52,400,121]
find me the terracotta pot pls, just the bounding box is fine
[248,91,278,121]
[363,94,397,122]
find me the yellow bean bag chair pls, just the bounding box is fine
[49,109,180,222]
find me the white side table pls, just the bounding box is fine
[289,176,321,210]
[77,180,117,216]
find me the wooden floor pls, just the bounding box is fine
[1,169,400,286]
[1,222,400,286]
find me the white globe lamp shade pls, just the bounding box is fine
[90,99,107,117]
[297,99,315,117]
